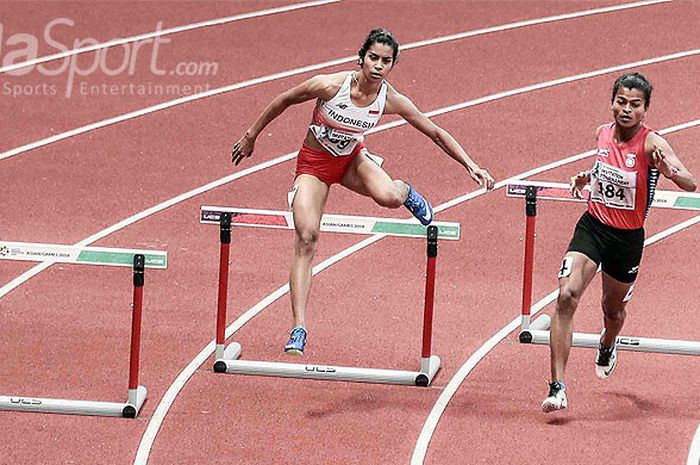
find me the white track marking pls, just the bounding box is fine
[131,119,699,464]
[400,0,670,53]
[0,151,296,299]
[0,0,340,75]
[410,215,700,464]
[2,52,698,300]
[0,0,674,162]
[689,424,700,465]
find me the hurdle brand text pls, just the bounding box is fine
[0,18,219,98]
[305,365,337,373]
[10,398,42,405]
[617,337,641,347]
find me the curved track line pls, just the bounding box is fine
[131,118,699,464]
[0,152,296,299]
[689,424,700,465]
[1,49,698,297]
[0,0,673,163]
[410,216,700,464]
[2,50,697,301]
[0,0,340,75]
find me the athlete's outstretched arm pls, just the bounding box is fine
[231,75,335,166]
[646,132,697,192]
[384,87,495,190]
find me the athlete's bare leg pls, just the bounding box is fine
[289,174,329,329]
[550,252,599,382]
[600,272,635,347]
[341,150,408,206]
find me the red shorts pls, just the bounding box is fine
[295,141,365,186]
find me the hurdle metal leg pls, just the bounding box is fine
[0,255,149,418]
[516,187,700,358]
[213,221,442,386]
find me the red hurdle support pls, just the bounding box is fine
[215,212,232,361]
[520,186,538,332]
[421,225,438,367]
[0,250,156,418]
[125,254,145,418]
[211,217,443,386]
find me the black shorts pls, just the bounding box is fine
[566,211,644,283]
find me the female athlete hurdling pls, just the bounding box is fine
[231,28,495,355]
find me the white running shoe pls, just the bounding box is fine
[595,330,618,379]
[542,381,568,413]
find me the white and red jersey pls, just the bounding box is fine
[308,72,387,156]
[587,122,659,230]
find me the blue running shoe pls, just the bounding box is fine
[404,183,434,225]
[284,326,307,355]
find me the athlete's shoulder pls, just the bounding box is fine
[384,80,401,98]
[643,127,666,154]
[595,122,614,140]
[384,81,413,112]
[305,72,347,100]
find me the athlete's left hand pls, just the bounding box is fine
[469,167,495,190]
[231,133,256,166]
[570,171,590,199]
[651,144,676,178]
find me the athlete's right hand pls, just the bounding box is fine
[231,133,255,166]
[569,171,590,199]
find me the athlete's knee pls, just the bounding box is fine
[295,227,320,255]
[557,284,583,315]
[373,180,405,208]
[601,300,626,321]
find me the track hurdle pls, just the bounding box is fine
[507,180,700,356]
[200,206,461,386]
[0,241,168,417]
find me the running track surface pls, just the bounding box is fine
[1,1,699,464]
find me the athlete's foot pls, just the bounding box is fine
[404,183,434,225]
[284,326,307,355]
[542,381,568,413]
[595,330,618,378]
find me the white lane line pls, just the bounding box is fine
[0,151,297,299]
[131,119,699,465]
[688,424,700,465]
[399,0,670,53]
[133,235,382,465]
[3,48,698,301]
[410,215,700,465]
[0,0,341,75]
[0,0,673,162]
[0,48,696,457]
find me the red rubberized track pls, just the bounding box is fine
[1,2,698,464]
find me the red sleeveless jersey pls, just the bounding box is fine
[587,123,659,230]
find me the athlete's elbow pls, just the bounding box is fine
[429,127,449,146]
[680,174,697,192]
[686,178,697,192]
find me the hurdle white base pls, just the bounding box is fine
[519,315,700,356]
[213,343,440,386]
[0,385,147,418]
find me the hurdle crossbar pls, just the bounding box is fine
[509,181,700,357]
[522,315,700,356]
[200,206,461,240]
[209,211,450,386]
[0,241,168,268]
[0,247,166,417]
[506,180,700,211]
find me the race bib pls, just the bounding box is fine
[309,125,361,157]
[589,160,637,210]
